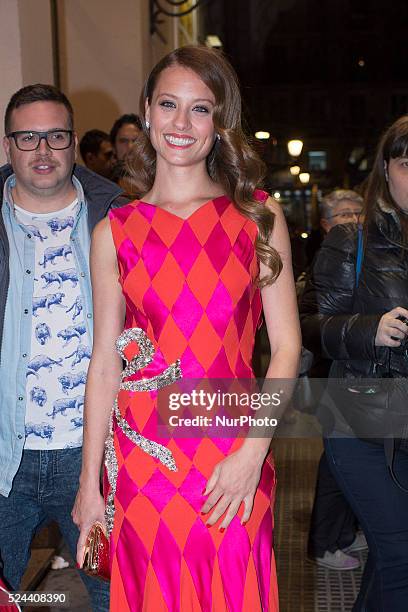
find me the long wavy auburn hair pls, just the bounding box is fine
[127,45,282,286]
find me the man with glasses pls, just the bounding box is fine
[0,84,126,609]
[320,189,363,233]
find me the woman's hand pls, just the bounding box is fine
[72,485,106,567]
[200,448,265,529]
[375,306,408,347]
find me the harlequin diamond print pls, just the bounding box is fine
[107,196,278,610]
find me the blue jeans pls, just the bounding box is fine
[324,436,408,611]
[308,451,357,558]
[0,448,109,612]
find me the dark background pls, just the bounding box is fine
[203,0,408,191]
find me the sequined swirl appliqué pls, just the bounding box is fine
[104,328,181,536]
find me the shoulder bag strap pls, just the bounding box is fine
[355,223,364,287]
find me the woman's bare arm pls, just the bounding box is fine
[242,197,301,458]
[72,216,125,562]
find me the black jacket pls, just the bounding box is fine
[0,163,128,358]
[300,207,408,380]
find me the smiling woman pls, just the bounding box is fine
[144,64,217,179]
[74,45,301,612]
[127,47,284,285]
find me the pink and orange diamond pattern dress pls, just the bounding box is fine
[107,193,278,611]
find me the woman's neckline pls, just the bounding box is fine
[137,194,228,221]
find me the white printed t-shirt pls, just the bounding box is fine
[14,199,91,449]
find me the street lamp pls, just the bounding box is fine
[205,35,222,48]
[289,165,300,176]
[287,139,303,157]
[255,131,270,140]
[299,172,310,184]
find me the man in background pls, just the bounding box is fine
[79,129,114,179]
[109,113,142,161]
[320,189,364,232]
[109,113,144,198]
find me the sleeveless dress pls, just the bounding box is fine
[106,194,278,611]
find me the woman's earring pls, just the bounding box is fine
[145,121,150,130]
[216,133,221,142]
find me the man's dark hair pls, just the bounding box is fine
[110,113,142,144]
[79,129,110,161]
[4,83,74,134]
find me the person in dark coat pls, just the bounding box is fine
[300,116,408,610]
[305,190,367,571]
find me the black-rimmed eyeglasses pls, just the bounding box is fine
[7,130,74,151]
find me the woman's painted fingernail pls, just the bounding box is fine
[200,511,206,515]
[76,562,81,569]
[219,527,225,533]
[202,489,206,495]
[241,521,247,527]
[206,523,212,528]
